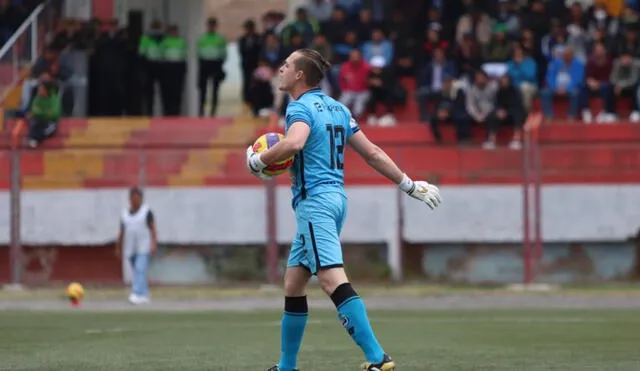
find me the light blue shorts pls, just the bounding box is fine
[287,192,347,275]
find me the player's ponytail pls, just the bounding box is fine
[294,48,332,87]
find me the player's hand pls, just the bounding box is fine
[246,146,272,181]
[399,174,442,210]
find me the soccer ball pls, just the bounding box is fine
[66,282,85,300]
[252,132,294,176]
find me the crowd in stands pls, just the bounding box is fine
[5,0,640,149]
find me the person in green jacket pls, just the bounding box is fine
[139,19,165,116]
[197,17,227,116]
[27,81,60,148]
[159,24,187,116]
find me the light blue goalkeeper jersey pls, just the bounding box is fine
[285,88,361,209]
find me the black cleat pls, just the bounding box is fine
[361,353,396,371]
[267,366,299,371]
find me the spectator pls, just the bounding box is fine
[456,6,492,45]
[484,74,525,150]
[356,8,377,43]
[339,49,370,119]
[336,0,363,20]
[321,6,349,47]
[483,24,513,63]
[281,8,318,47]
[521,0,549,41]
[416,47,457,119]
[588,2,619,36]
[306,0,334,23]
[565,3,589,61]
[387,10,414,60]
[362,28,393,67]
[540,47,585,120]
[333,30,360,64]
[366,56,396,126]
[614,25,640,57]
[541,19,568,62]
[494,0,521,38]
[139,19,165,116]
[581,42,614,123]
[455,33,484,80]
[197,18,227,117]
[586,26,614,55]
[248,59,275,117]
[507,45,538,112]
[21,46,59,112]
[238,20,262,105]
[425,75,470,144]
[260,32,286,70]
[420,25,450,65]
[310,34,334,94]
[90,19,128,116]
[160,24,187,116]
[465,69,498,140]
[26,79,60,148]
[610,50,640,122]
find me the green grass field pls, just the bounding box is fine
[1,309,639,370]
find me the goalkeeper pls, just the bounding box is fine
[246,49,442,371]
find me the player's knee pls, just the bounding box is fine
[283,279,306,297]
[317,267,349,295]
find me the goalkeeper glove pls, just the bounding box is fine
[246,146,272,181]
[398,174,442,210]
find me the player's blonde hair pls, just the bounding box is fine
[293,48,331,87]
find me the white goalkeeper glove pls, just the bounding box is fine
[246,146,272,181]
[398,174,442,210]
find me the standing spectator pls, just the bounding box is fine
[362,28,393,67]
[416,47,457,120]
[306,0,334,23]
[261,32,286,69]
[507,45,538,112]
[484,74,525,150]
[610,50,640,122]
[197,18,227,116]
[366,56,396,126]
[465,69,498,140]
[540,47,585,120]
[248,59,275,117]
[425,75,470,144]
[115,187,157,305]
[90,19,128,116]
[339,49,370,119]
[139,20,165,116]
[238,20,262,106]
[26,80,60,148]
[580,43,613,123]
[160,25,187,116]
[456,6,492,45]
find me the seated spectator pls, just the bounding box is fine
[454,33,484,81]
[356,8,377,43]
[336,0,362,20]
[483,24,513,63]
[339,49,370,119]
[484,74,525,150]
[281,8,318,47]
[26,80,60,148]
[362,28,393,67]
[306,0,333,24]
[614,25,640,57]
[494,0,521,38]
[565,4,589,61]
[333,30,360,64]
[387,10,415,77]
[588,2,619,36]
[416,47,457,120]
[426,75,470,144]
[366,56,396,126]
[610,50,640,122]
[540,47,585,120]
[586,26,614,56]
[465,69,498,140]
[420,25,450,65]
[507,45,538,112]
[321,6,349,48]
[580,43,614,123]
[456,6,492,46]
[310,34,334,94]
[541,19,567,62]
[248,59,275,118]
[260,32,286,69]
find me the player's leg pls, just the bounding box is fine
[305,193,394,370]
[132,253,150,303]
[271,222,313,371]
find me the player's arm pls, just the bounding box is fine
[348,130,442,210]
[115,222,124,257]
[147,211,158,254]
[259,122,310,165]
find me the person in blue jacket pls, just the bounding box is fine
[539,46,585,119]
[507,45,538,112]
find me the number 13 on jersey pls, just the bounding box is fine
[326,124,345,170]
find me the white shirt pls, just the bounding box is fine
[121,204,152,257]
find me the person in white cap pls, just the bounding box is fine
[366,55,397,126]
